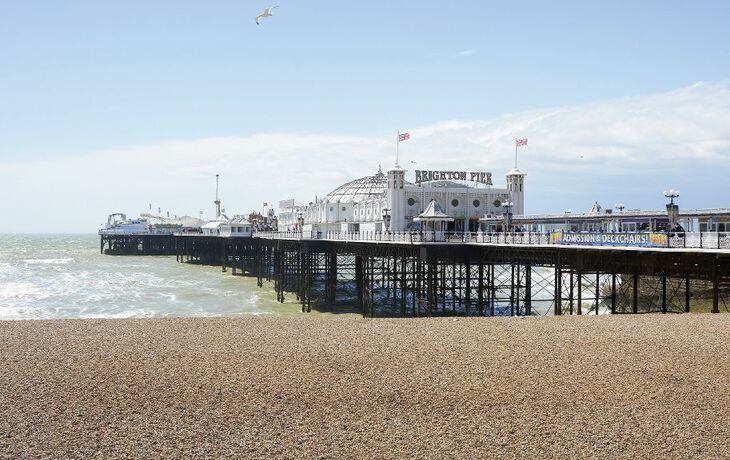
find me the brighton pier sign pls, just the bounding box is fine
[414,170,493,185]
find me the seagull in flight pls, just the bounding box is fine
[256,6,278,25]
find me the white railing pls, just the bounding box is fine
[254,231,551,245]
[253,230,730,250]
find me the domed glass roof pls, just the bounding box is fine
[325,168,388,203]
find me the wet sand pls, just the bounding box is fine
[1,315,729,459]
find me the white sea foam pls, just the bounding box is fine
[82,309,157,319]
[248,293,260,306]
[23,258,74,265]
[159,293,178,302]
[0,281,44,300]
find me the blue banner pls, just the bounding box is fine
[550,232,668,248]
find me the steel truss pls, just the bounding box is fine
[102,235,730,316]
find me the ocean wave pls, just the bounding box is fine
[81,309,158,319]
[0,306,47,320]
[23,258,74,265]
[248,293,260,306]
[0,282,48,301]
[0,235,280,319]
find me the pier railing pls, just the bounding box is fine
[253,230,730,250]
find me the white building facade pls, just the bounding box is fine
[278,165,525,233]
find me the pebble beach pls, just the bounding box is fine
[2,315,729,459]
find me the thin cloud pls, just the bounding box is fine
[1,82,729,232]
[456,48,477,56]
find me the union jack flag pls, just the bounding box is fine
[398,132,411,142]
[516,138,528,147]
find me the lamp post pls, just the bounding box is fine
[382,208,391,233]
[663,189,679,205]
[502,200,513,232]
[663,189,680,231]
[614,203,626,232]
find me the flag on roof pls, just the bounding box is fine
[516,138,528,147]
[398,132,411,142]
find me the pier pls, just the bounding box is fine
[101,231,730,316]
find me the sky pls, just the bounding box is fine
[1,0,729,232]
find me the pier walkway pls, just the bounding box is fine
[255,230,730,251]
[100,231,730,317]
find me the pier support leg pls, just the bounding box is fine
[415,257,422,317]
[489,264,495,316]
[632,274,639,314]
[326,251,338,312]
[427,263,435,317]
[525,266,532,316]
[478,262,484,316]
[611,273,617,314]
[555,265,562,316]
[577,270,582,315]
[595,272,600,315]
[222,241,227,273]
[569,271,574,315]
[712,258,720,314]
[356,255,364,315]
[400,257,407,317]
[510,264,515,317]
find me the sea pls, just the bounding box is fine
[0,234,296,320]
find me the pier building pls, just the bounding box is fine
[98,169,730,318]
[278,165,525,233]
[202,216,253,237]
[480,203,730,233]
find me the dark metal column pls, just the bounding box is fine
[478,262,484,316]
[569,270,574,315]
[510,264,515,317]
[400,256,407,316]
[577,270,582,315]
[465,260,471,316]
[632,274,639,314]
[611,273,617,314]
[221,240,227,273]
[525,265,532,316]
[712,256,720,314]
[555,263,562,316]
[356,255,364,314]
[489,264,495,316]
[595,272,600,315]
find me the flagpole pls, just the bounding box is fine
[514,139,517,168]
[396,131,400,166]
